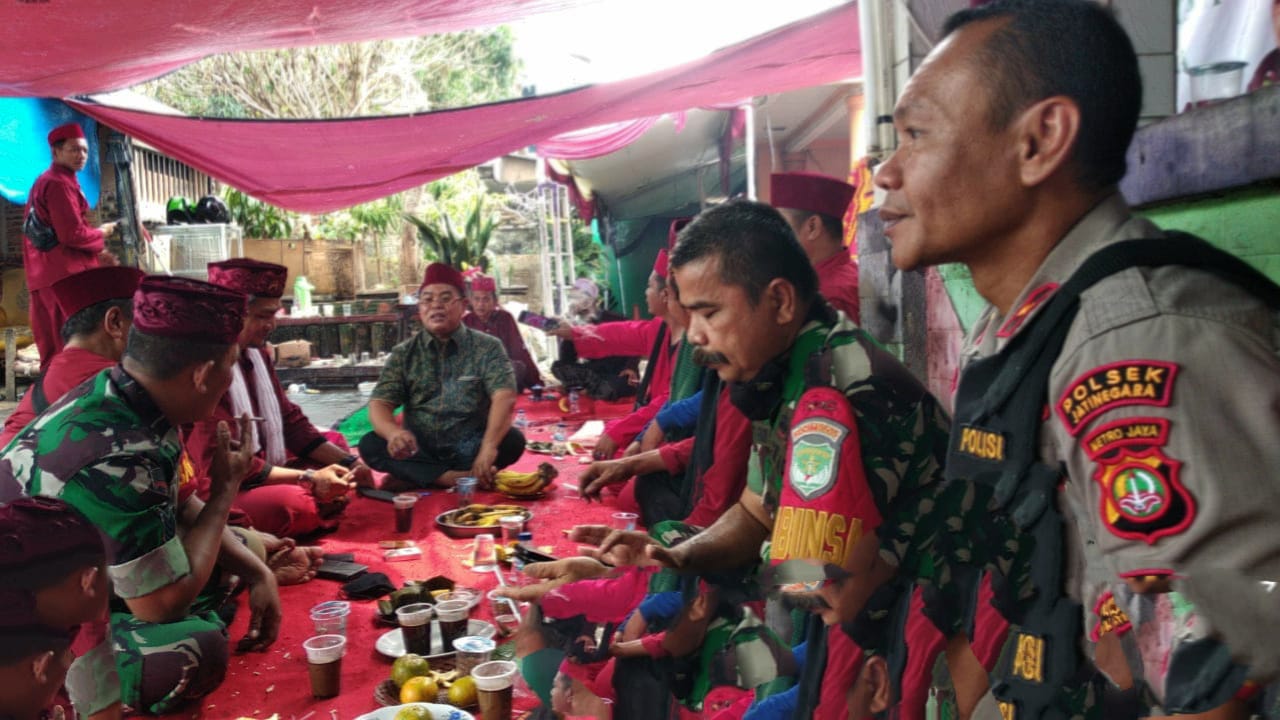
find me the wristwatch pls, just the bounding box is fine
[299,469,317,490]
[338,454,359,469]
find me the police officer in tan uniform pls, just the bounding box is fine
[875,0,1280,717]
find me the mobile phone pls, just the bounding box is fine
[316,559,368,581]
[358,486,398,502]
[323,552,355,563]
[517,310,560,331]
[514,543,558,565]
[384,547,423,562]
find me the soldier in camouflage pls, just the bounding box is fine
[0,276,277,715]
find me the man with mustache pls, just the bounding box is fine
[875,0,1280,716]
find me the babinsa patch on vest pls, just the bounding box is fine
[1056,360,1178,435]
[788,417,846,501]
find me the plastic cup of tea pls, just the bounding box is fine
[395,602,435,656]
[610,512,638,532]
[435,599,472,650]
[453,635,496,676]
[472,660,518,720]
[440,588,479,608]
[303,634,346,699]
[499,515,525,545]
[456,476,477,507]
[393,493,417,533]
[309,603,351,637]
[470,533,498,573]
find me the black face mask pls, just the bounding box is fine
[727,299,836,422]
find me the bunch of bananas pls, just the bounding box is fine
[450,504,528,527]
[494,462,559,498]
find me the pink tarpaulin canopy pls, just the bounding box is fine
[0,0,584,97]
[69,3,860,213]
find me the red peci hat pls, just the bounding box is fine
[207,258,288,298]
[132,276,247,345]
[420,262,466,295]
[469,275,497,293]
[770,172,856,220]
[47,122,85,146]
[653,248,669,279]
[50,266,146,319]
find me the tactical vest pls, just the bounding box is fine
[945,233,1280,719]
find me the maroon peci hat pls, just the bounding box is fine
[132,276,247,345]
[469,275,497,294]
[47,122,85,146]
[653,248,669,279]
[420,262,466,295]
[0,497,105,591]
[207,258,288,299]
[770,172,856,220]
[50,266,146,320]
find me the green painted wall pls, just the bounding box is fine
[936,185,1280,332]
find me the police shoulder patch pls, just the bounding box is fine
[1089,591,1132,642]
[788,417,846,501]
[1085,417,1195,544]
[1056,360,1178,436]
[997,282,1059,339]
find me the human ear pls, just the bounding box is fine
[1015,96,1081,188]
[32,650,54,683]
[865,656,891,714]
[192,360,216,393]
[767,279,799,326]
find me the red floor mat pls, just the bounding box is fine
[158,398,634,720]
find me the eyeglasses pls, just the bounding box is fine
[419,293,461,307]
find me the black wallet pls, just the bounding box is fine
[317,558,368,581]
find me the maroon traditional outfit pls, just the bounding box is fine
[0,266,144,445]
[771,171,861,320]
[654,385,751,528]
[183,259,332,538]
[23,123,108,370]
[463,276,541,390]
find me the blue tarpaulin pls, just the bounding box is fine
[0,98,100,207]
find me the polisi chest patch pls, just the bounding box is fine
[956,424,1006,462]
[1055,360,1178,436]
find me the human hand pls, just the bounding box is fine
[495,556,613,602]
[471,444,498,488]
[639,422,665,453]
[236,573,281,653]
[592,435,618,461]
[310,465,354,503]
[587,530,665,568]
[348,460,375,488]
[618,368,640,386]
[209,415,255,500]
[546,325,575,340]
[98,221,118,236]
[579,459,634,501]
[97,250,119,266]
[387,429,418,460]
[622,441,641,458]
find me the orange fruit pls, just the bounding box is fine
[447,675,478,707]
[391,653,431,688]
[399,675,439,704]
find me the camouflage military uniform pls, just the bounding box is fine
[0,366,229,715]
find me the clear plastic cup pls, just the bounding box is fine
[456,476,478,507]
[435,599,471,649]
[309,603,351,637]
[302,634,346,698]
[393,493,417,533]
[610,512,638,532]
[471,533,498,573]
[472,660,518,720]
[499,515,525,545]
[342,302,353,316]
[452,635,496,676]
[441,588,480,608]
[395,602,435,656]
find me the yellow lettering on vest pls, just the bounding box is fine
[773,506,794,561]
[998,701,1016,720]
[799,510,826,560]
[1011,633,1044,683]
[824,513,847,564]
[959,426,1006,461]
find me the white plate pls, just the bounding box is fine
[354,702,474,720]
[376,620,496,659]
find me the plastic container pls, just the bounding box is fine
[1187,61,1247,105]
[293,276,315,317]
[514,409,528,430]
[453,635,496,676]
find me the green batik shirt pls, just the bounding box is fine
[747,311,952,574]
[372,324,516,453]
[0,366,190,600]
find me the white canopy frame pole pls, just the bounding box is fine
[744,102,757,200]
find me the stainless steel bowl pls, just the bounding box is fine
[435,507,533,539]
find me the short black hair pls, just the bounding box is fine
[942,0,1141,189]
[783,209,843,243]
[669,200,817,307]
[60,299,132,344]
[125,328,233,380]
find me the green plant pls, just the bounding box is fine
[406,192,497,271]
[223,188,294,239]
